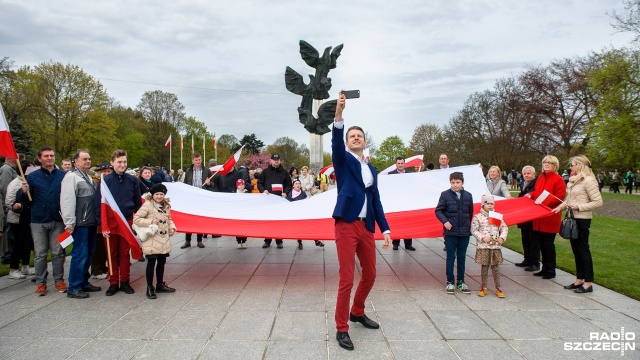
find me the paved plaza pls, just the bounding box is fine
[0,235,638,359]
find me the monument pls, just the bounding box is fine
[285,40,343,173]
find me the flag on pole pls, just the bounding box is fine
[0,103,19,159]
[202,135,205,151]
[56,231,74,248]
[180,135,183,150]
[488,211,504,226]
[212,133,216,150]
[217,145,245,175]
[165,134,172,148]
[191,134,194,152]
[363,148,370,163]
[100,175,143,259]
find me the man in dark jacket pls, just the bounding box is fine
[258,154,292,248]
[434,171,474,295]
[182,152,213,248]
[97,149,142,296]
[388,156,416,251]
[516,165,539,271]
[21,146,67,296]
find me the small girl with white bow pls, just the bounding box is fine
[472,194,508,298]
[134,183,177,299]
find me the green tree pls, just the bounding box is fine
[266,137,309,170]
[240,133,265,154]
[136,90,185,166]
[371,136,406,171]
[587,49,640,169]
[1,57,35,157]
[12,62,112,159]
[107,102,148,166]
[409,123,445,164]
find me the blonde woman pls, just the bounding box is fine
[524,155,566,279]
[552,155,602,293]
[299,166,315,197]
[486,166,511,198]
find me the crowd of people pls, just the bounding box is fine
[0,93,620,349]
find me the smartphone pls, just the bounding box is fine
[342,90,360,99]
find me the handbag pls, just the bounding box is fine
[559,207,579,240]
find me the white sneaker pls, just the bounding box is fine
[93,273,108,280]
[237,243,242,249]
[9,270,26,279]
[21,267,35,275]
[241,243,247,249]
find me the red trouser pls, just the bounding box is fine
[107,234,131,285]
[334,219,376,332]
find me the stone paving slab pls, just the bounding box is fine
[0,235,639,359]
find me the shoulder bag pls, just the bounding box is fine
[559,207,579,240]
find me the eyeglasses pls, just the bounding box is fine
[542,161,554,165]
[570,163,577,167]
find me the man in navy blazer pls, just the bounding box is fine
[332,91,391,351]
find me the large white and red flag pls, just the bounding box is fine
[162,164,552,240]
[380,155,424,174]
[100,176,143,258]
[165,134,172,148]
[217,145,245,175]
[0,103,19,159]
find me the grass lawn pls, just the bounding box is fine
[503,214,640,300]
[509,189,640,203]
[0,247,67,277]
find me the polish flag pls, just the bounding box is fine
[217,145,245,175]
[162,165,553,240]
[380,155,424,174]
[319,164,334,176]
[363,148,371,163]
[212,139,216,150]
[191,134,194,152]
[534,190,559,207]
[100,175,143,259]
[180,135,183,150]
[488,211,504,226]
[202,135,205,151]
[56,231,74,248]
[271,183,283,192]
[165,134,172,148]
[0,103,19,159]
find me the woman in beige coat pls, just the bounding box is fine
[133,183,177,299]
[552,155,603,293]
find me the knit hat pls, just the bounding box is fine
[481,193,494,205]
[149,183,167,195]
[236,179,245,187]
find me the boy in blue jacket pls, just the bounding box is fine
[435,172,474,294]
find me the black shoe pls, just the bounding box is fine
[82,284,102,292]
[336,331,354,351]
[564,282,583,290]
[525,265,540,272]
[211,235,221,238]
[405,245,416,251]
[533,271,545,277]
[180,241,191,249]
[156,282,176,293]
[277,243,283,249]
[138,257,145,262]
[105,285,119,296]
[298,243,303,250]
[197,242,205,248]
[542,273,556,279]
[67,290,89,299]
[262,243,270,248]
[349,313,379,329]
[574,285,593,293]
[146,286,157,299]
[393,246,398,250]
[515,262,528,267]
[315,240,324,247]
[120,281,135,294]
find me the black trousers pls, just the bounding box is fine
[185,233,203,243]
[146,255,167,286]
[521,228,539,266]
[534,230,556,275]
[264,239,283,245]
[9,223,30,269]
[392,239,413,247]
[570,219,594,282]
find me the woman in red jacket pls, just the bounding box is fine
[525,155,566,279]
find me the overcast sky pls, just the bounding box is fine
[0,0,634,155]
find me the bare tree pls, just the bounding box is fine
[609,0,640,44]
[408,123,445,164]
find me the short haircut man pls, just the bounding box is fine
[388,156,415,251]
[181,152,214,248]
[439,153,450,169]
[331,91,391,351]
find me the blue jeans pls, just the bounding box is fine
[68,226,97,292]
[31,221,65,284]
[445,235,470,283]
